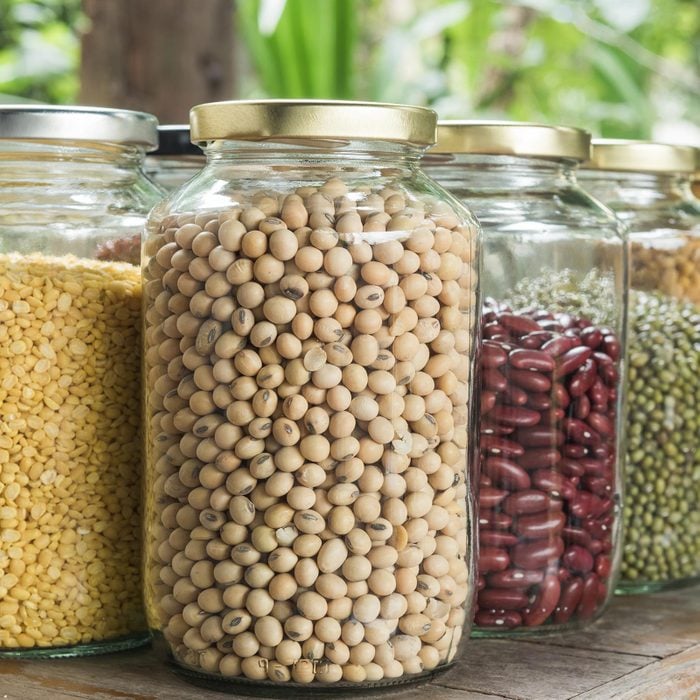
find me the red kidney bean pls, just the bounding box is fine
[587,411,613,437]
[541,336,578,357]
[562,527,592,548]
[498,313,541,334]
[596,580,608,603]
[474,610,522,628]
[478,575,486,591]
[503,383,529,406]
[482,435,525,457]
[484,456,531,490]
[553,578,584,625]
[538,319,565,333]
[531,470,577,500]
[487,405,541,427]
[479,486,509,509]
[508,348,556,372]
[484,368,508,392]
[481,390,497,414]
[562,443,587,459]
[552,383,570,408]
[481,421,515,435]
[478,589,529,610]
[580,327,603,348]
[553,346,592,378]
[511,538,564,569]
[578,458,607,476]
[563,418,601,446]
[590,444,612,460]
[482,342,508,367]
[487,570,544,590]
[582,476,611,497]
[569,492,603,519]
[601,335,620,360]
[587,377,608,406]
[518,449,561,469]
[595,554,611,579]
[484,322,507,338]
[582,519,610,541]
[577,573,600,619]
[480,511,513,530]
[520,331,554,349]
[596,498,614,519]
[502,490,550,516]
[562,545,594,574]
[522,575,561,627]
[509,368,552,393]
[568,359,597,397]
[479,474,492,487]
[479,547,510,573]
[515,427,565,447]
[574,394,591,420]
[480,530,519,547]
[559,457,585,477]
[515,511,566,540]
[598,361,618,386]
[526,393,552,410]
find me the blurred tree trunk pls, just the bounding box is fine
[79,0,235,122]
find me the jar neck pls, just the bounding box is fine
[0,140,148,186]
[424,153,579,191]
[202,139,425,172]
[577,170,695,211]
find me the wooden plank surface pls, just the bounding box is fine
[0,586,698,700]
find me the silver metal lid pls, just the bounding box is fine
[0,105,159,150]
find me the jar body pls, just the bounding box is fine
[428,155,625,634]
[142,141,480,691]
[0,140,162,656]
[579,170,700,593]
[145,155,205,192]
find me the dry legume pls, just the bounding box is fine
[144,178,478,684]
[0,253,143,650]
[475,302,619,630]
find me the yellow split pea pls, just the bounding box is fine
[0,253,144,650]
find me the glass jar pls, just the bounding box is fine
[142,100,480,691]
[426,122,626,634]
[145,126,205,192]
[579,140,700,593]
[0,105,162,657]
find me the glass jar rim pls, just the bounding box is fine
[0,105,159,150]
[432,120,590,161]
[189,100,437,147]
[584,139,698,174]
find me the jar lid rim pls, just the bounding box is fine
[190,100,437,147]
[584,139,698,174]
[0,105,159,149]
[432,121,590,161]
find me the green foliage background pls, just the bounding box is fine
[0,0,697,139]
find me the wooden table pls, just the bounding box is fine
[1,586,698,700]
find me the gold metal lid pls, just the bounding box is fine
[432,121,590,161]
[190,100,437,147]
[585,139,698,174]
